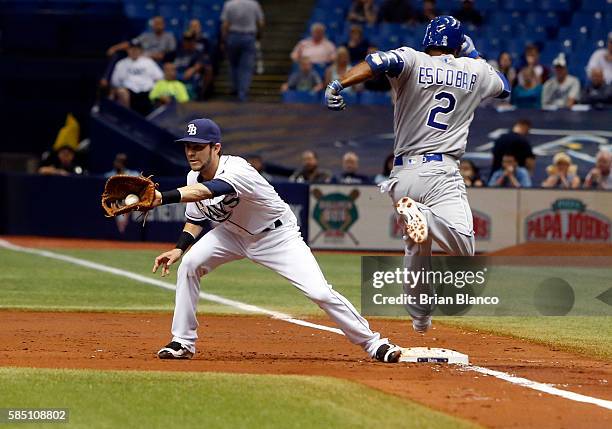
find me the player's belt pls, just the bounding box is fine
[394,153,443,166]
[262,219,283,232]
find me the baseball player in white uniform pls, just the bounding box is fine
[325,16,510,333]
[151,118,403,363]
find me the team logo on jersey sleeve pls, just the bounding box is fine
[196,195,240,222]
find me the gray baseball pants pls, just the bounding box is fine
[387,155,475,319]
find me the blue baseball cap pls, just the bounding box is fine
[175,118,221,144]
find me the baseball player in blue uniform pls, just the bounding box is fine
[150,118,403,363]
[325,16,510,333]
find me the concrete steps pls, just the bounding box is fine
[211,0,316,102]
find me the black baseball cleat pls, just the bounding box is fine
[375,343,402,363]
[157,341,194,359]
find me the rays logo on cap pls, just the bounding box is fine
[187,124,197,135]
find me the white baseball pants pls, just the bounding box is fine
[169,219,389,357]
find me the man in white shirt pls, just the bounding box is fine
[542,54,581,109]
[586,32,612,85]
[151,118,404,363]
[290,23,337,66]
[110,41,163,115]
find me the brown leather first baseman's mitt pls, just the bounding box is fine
[101,174,158,217]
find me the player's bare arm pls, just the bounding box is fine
[153,222,203,277]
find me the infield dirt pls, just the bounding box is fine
[0,311,610,429]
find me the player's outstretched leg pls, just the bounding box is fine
[249,226,402,363]
[157,227,243,359]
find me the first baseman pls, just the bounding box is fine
[151,118,403,363]
[325,16,510,333]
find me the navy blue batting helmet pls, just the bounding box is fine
[422,16,464,52]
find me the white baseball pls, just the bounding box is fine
[125,194,140,205]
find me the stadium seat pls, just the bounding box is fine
[360,91,392,106]
[580,0,610,12]
[158,1,190,21]
[124,0,156,19]
[503,0,537,12]
[538,0,571,12]
[282,91,321,104]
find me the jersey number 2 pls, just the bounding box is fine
[426,91,456,131]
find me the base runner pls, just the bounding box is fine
[151,118,402,363]
[325,16,510,333]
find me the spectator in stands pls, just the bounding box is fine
[104,153,139,178]
[583,149,612,190]
[378,0,414,24]
[363,46,392,92]
[586,32,612,85]
[172,31,213,99]
[107,16,176,63]
[333,152,371,184]
[581,68,612,109]
[290,23,336,66]
[542,54,581,109]
[325,47,356,92]
[187,19,212,57]
[417,0,438,24]
[512,67,543,109]
[38,146,85,176]
[344,25,370,64]
[289,150,332,183]
[488,154,531,188]
[221,0,265,102]
[281,57,324,93]
[110,41,163,115]
[541,152,581,189]
[495,52,516,87]
[246,154,273,182]
[348,0,378,25]
[452,0,483,27]
[491,119,535,176]
[460,160,484,187]
[518,44,548,86]
[149,62,190,106]
[374,154,394,185]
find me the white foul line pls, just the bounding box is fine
[0,240,342,335]
[1,239,610,411]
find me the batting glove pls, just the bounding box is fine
[460,35,480,59]
[325,80,346,111]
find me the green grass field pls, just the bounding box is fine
[0,244,609,428]
[0,368,478,429]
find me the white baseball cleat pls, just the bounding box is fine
[396,197,428,244]
[157,341,194,359]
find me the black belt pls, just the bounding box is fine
[263,219,282,232]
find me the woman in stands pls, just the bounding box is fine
[542,152,581,189]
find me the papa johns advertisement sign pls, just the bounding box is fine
[525,198,611,242]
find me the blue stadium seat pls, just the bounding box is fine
[166,17,184,40]
[538,0,571,11]
[124,0,156,19]
[360,91,392,106]
[503,0,537,12]
[580,0,610,12]
[159,1,190,21]
[478,0,501,12]
[282,91,321,104]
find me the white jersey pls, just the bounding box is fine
[388,47,505,158]
[184,155,292,235]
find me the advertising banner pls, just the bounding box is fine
[519,190,612,243]
[308,185,519,252]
